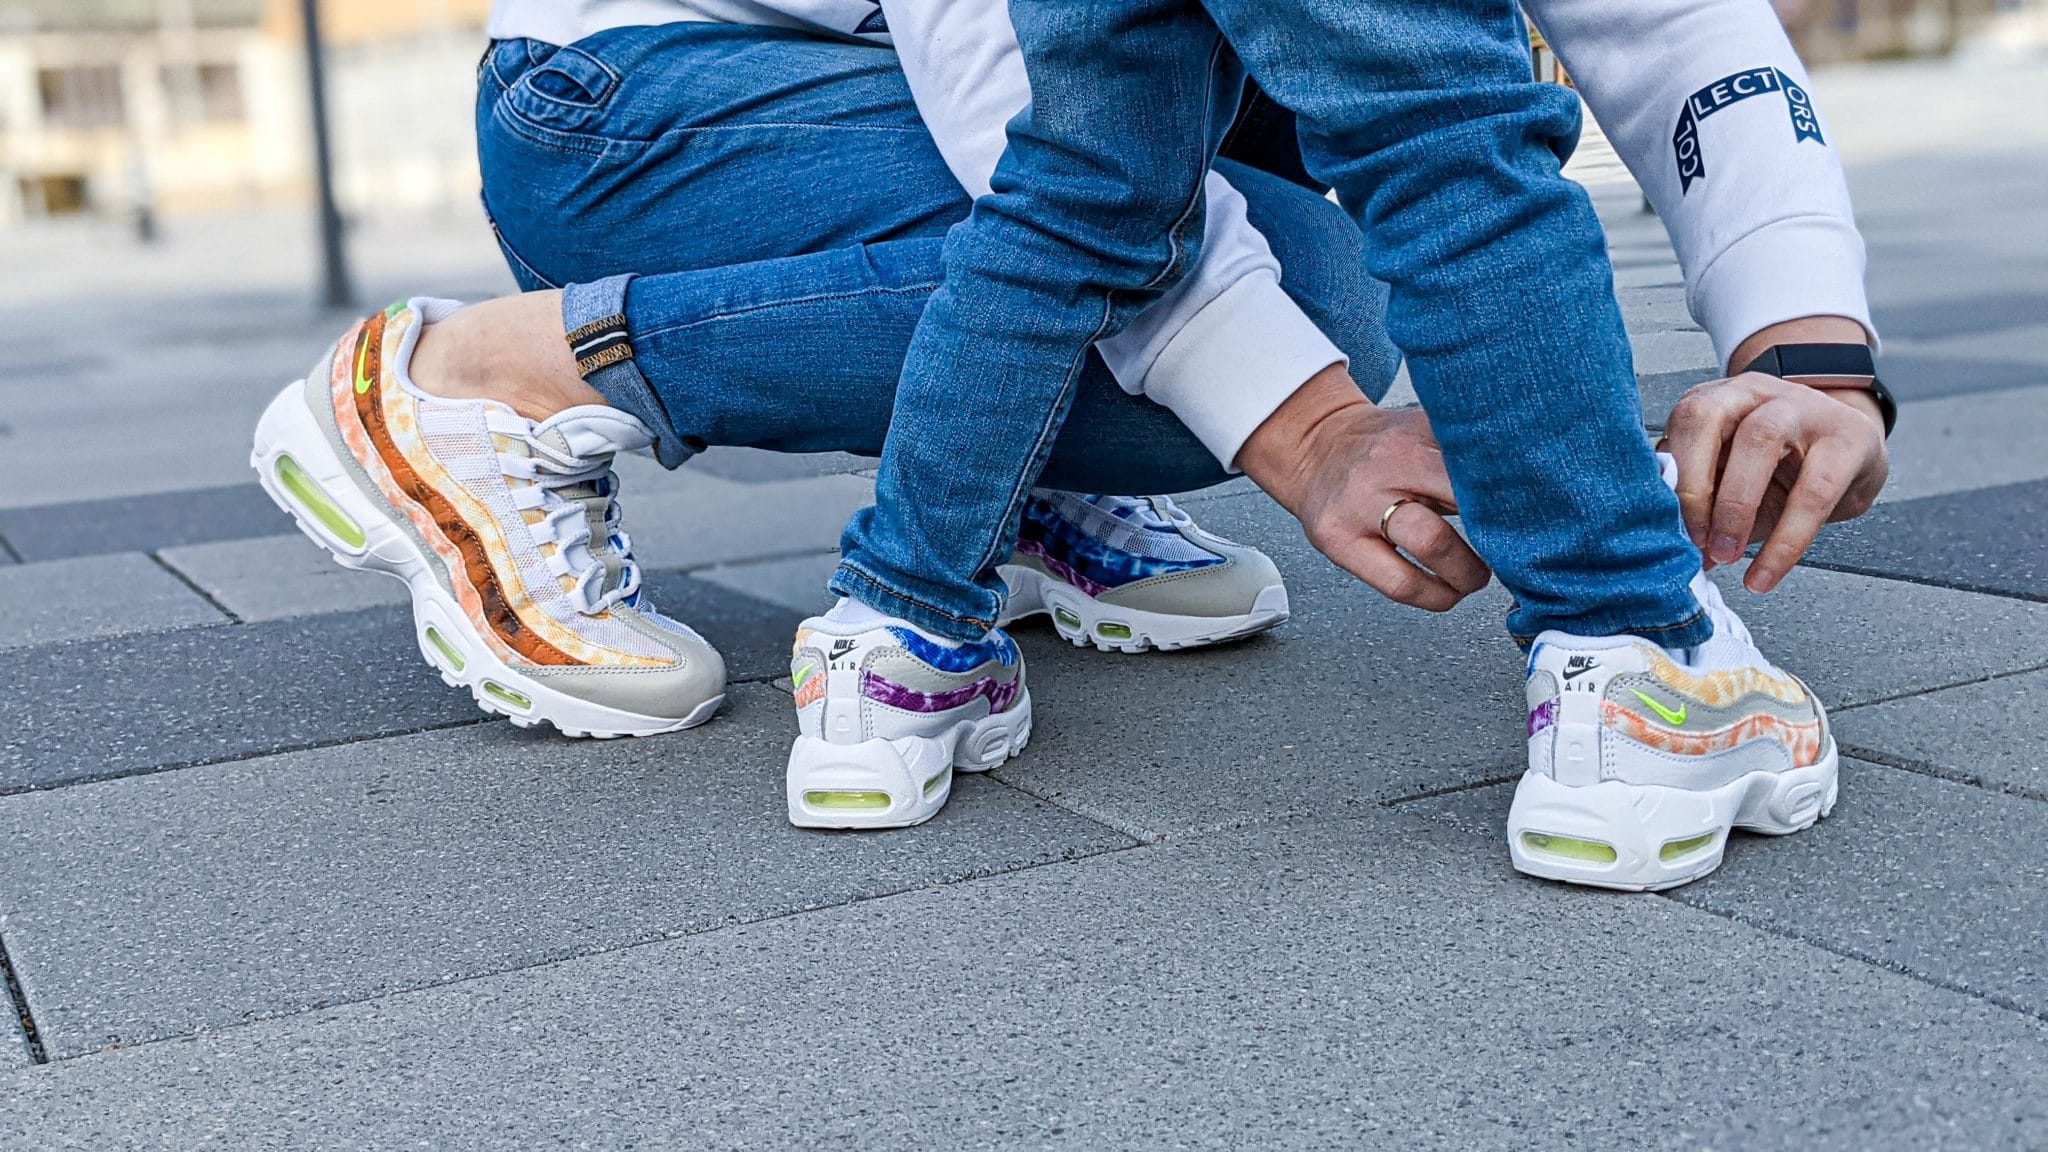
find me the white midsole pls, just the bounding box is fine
[786,688,1033,830]
[998,563,1288,653]
[250,380,720,738]
[1506,744,1840,892]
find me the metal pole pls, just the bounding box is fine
[299,0,354,308]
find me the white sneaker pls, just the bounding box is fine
[251,298,725,737]
[1510,571,1838,891]
[998,490,1288,652]
[786,603,1032,830]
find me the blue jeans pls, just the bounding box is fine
[473,27,1398,502]
[847,0,1712,647]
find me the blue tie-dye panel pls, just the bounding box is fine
[1017,499,1224,591]
[888,626,1020,671]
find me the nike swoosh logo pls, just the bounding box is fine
[1630,688,1688,726]
[352,332,373,395]
[791,663,818,692]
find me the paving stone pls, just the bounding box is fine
[1882,384,2048,503]
[1405,759,2048,1021]
[996,498,2048,841]
[683,446,873,483]
[1804,478,2048,602]
[625,470,874,572]
[0,685,1132,1056]
[1626,327,1718,377]
[1874,292,2048,341]
[1834,668,2048,801]
[3,808,2044,1148]
[1638,367,1719,428]
[0,484,289,562]
[158,533,410,623]
[0,553,226,650]
[1880,354,2045,403]
[0,575,795,791]
[693,551,840,617]
[0,1003,25,1071]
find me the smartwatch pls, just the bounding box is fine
[1736,343,1896,438]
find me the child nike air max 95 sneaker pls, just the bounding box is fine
[251,298,725,737]
[998,490,1287,652]
[1511,569,1838,891]
[787,600,1031,829]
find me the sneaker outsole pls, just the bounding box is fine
[999,565,1289,654]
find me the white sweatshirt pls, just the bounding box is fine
[490,0,1873,468]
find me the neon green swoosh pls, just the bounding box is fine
[791,663,818,692]
[352,333,373,395]
[1630,688,1687,726]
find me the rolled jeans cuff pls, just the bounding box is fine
[1510,604,1714,652]
[561,274,695,469]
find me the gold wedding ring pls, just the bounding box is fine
[1379,498,1416,542]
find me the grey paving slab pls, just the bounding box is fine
[5,808,2047,1148]
[693,550,840,617]
[997,497,2048,841]
[1804,477,2048,602]
[1626,327,1719,377]
[627,470,875,572]
[1405,758,2048,1021]
[0,552,226,650]
[1882,384,2048,503]
[1880,353,2046,403]
[1835,668,2048,800]
[1639,367,1719,428]
[683,446,873,483]
[0,993,25,1071]
[0,483,289,562]
[0,572,799,791]
[158,533,410,623]
[1874,292,2048,341]
[0,685,1133,1056]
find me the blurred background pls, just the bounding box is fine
[0,0,2042,509]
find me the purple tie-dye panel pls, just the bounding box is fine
[1527,698,1559,738]
[862,671,1021,715]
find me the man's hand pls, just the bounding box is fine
[1237,365,1489,612]
[1663,372,1887,594]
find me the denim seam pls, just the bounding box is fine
[520,46,621,108]
[482,206,561,290]
[968,31,1233,583]
[834,563,996,632]
[631,282,942,342]
[491,103,612,158]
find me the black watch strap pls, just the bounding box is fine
[1737,342,1896,439]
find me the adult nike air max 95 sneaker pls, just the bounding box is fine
[251,298,725,737]
[998,490,1288,652]
[787,603,1031,830]
[1511,569,1838,891]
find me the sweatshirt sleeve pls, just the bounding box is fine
[1527,0,1875,367]
[880,0,1345,468]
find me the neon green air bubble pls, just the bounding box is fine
[1659,832,1720,863]
[1521,831,1618,864]
[1053,607,1083,630]
[923,766,953,798]
[803,790,892,810]
[274,454,366,549]
[424,627,465,673]
[483,681,531,711]
[1097,622,1133,641]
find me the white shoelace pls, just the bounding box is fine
[499,431,640,616]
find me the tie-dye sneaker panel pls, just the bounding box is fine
[1015,492,1224,596]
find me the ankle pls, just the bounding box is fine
[408,291,607,422]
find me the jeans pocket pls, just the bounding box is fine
[501,44,621,144]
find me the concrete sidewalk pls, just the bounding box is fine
[0,59,2042,1149]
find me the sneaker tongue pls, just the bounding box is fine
[537,406,657,459]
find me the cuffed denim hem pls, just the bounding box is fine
[561,274,695,469]
[1510,605,1714,653]
[829,559,1001,643]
